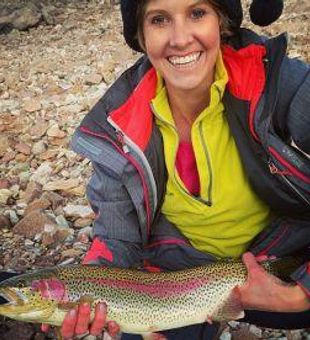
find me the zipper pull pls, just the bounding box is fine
[116,131,129,153]
[268,161,278,174]
[268,161,291,176]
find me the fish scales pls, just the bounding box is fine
[0,258,303,334]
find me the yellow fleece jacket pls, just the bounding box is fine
[152,52,271,259]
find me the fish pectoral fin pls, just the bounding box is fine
[220,286,245,320]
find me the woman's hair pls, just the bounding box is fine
[136,0,233,52]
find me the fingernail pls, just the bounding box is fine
[98,302,106,311]
[69,309,76,317]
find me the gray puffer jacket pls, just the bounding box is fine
[71,29,310,295]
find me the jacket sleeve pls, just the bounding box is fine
[83,161,143,268]
[291,262,310,298]
[276,56,310,153]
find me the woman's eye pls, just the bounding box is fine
[191,8,206,20]
[150,15,168,25]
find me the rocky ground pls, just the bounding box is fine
[0,0,309,339]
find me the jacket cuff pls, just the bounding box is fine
[83,238,113,265]
[291,262,310,298]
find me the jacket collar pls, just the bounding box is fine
[81,29,287,151]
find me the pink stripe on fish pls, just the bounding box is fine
[31,279,67,301]
[84,277,208,298]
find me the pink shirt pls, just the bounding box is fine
[176,142,200,196]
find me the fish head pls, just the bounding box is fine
[0,268,67,324]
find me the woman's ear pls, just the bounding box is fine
[249,0,284,26]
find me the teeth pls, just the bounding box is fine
[168,52,201,66]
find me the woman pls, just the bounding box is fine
[46,0,310,338]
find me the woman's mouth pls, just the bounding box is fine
[167,52,202,68]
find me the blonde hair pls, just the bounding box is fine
[136,0,233,52]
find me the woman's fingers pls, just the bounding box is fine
[61,308,78,339]
[90,302,108,336]
[59,302,117,338]
[75,303,91,335]
[41,323,49,333]
[106,320,121,337]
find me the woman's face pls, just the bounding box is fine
[143,0,221,93]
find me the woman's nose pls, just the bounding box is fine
[169,19,194,48]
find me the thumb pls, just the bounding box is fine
[242,252,263,276]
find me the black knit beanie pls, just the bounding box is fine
[121,0,284,52]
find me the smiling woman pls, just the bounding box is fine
[136,0,233,51]
[142,0,221,98]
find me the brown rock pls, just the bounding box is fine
[15,141,31,155]
[15,153,28,162]
[0,215,12,228]
[0,189,12,204]
[43,178,80,192]
[49,137,69,146]
[0,151,16,164]
[47,123,66,138]
[23,99,42,113]
[0,179,10,189]
[24,197,51,215]
[85,73,103,85]
[67,185,86,197]
[31,141,46,155]
[64,204,95,219]
[74,217,93,228]
[0,135,10,157]
[41,227,72,247]
[231,325,259,340]
[54,228,72,243]
[41,232,55,247]
[39,149,59,160]
[61,248,83,260]
[76,232,90,243]
[13,210,54,238]
[12,6,42,31]
[29,120,49,138]
[41,191,65,210]
[22,181,42,203]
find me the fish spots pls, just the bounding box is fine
[81,278,209,298]
[31,279,67,301]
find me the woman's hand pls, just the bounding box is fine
[41,302,120,339]
[238,252,310,313]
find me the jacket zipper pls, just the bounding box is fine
[151,104,212,206]
[198,122,213,206]
[80,125,153,238]
[268,161,310,206]
[107,117,158,216]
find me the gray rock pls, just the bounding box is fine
[219,331,232,340]
[55,214,70,228]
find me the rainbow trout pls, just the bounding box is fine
[0,258,302,335]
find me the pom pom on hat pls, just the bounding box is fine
[250,0,284,26]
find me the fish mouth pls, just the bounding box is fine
[0,288,27,308]
[0,295,11,306]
